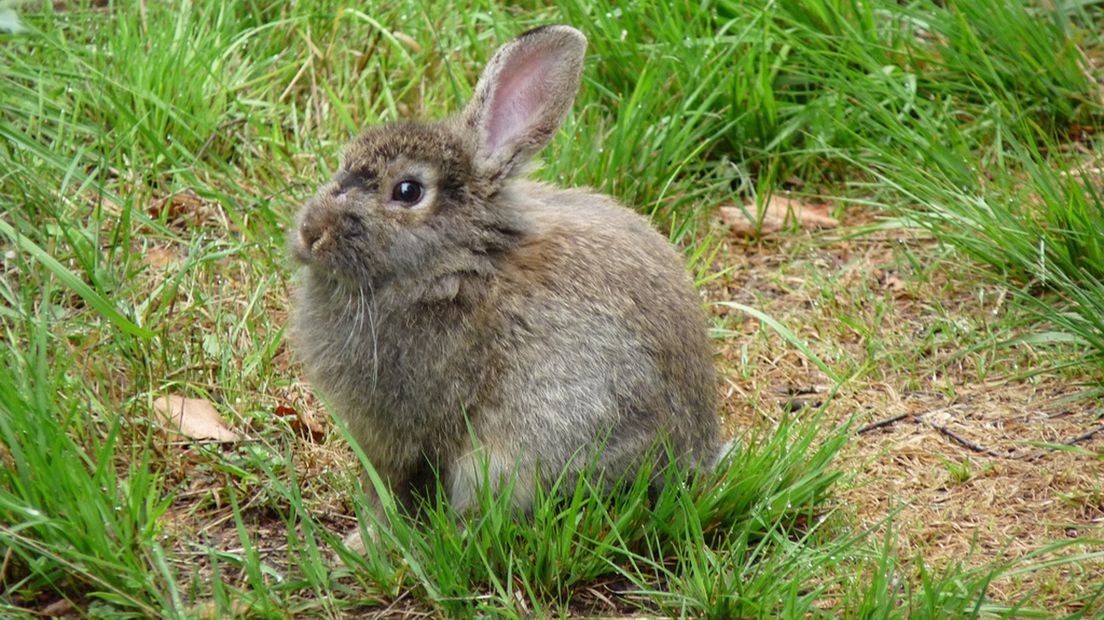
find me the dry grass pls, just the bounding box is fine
[706,222,1104,612]
[155,213,1104,614]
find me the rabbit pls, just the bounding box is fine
[289,25,723,546]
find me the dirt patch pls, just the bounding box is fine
[707,229,1104,612]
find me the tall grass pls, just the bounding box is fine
[0,297,175,615]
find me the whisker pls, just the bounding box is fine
[366,279,380,392]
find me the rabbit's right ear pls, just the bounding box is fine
[462,25,586,182]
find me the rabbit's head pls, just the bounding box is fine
[290,26,587,294]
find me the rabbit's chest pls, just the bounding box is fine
[351,308,489,417]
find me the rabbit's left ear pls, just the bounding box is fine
[462,25,586,181]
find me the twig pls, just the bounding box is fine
[857,413,911,435]
[781,398,822,413]
[0,544,11,584]
[1065,424,1104,446]
[370,589,410,619]
[586,586,618,612]
[195,118,246,163]
[776,385,826,396]
[926,421,1004,458]
[280,55,314,102]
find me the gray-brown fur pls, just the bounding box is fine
[289,25,721,524]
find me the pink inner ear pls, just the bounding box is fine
[486,50,558,154]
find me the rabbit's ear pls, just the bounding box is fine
[463,25,586,180]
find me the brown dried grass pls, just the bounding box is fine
[706,226,1104,612]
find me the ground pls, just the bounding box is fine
[148,218,1104,617]
[710,227,1104,613]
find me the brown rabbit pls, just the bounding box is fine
[289,25,722,544]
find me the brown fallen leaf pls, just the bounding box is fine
[148,189,204,220]
[53,0,109,10]
[718,195,839,238]
[143,245,181,269]
[882,274,908,293]
[39,598,76,617]
[153,395,240,443]
[189,598,252,620]
[274,404,326,442]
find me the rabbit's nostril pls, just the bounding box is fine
[298,207,349,257]
[300,224,319,249]
[300,222,330,254]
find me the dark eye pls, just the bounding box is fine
[391,180,424,205]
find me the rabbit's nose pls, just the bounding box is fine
[299,218,330,255]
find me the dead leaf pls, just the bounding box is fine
[39,598,77,617]
[875,270,913,299]
[147,188,228,231]
[148,189,204,220]
[53,0,109,10]
[189,598,252,620]
[274,404,326,442]
[884,275,907,293]
[718,195,839,238]
[153,395,240,443]
[143,245,181,269]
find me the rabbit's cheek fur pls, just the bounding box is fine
[384,227,440,277]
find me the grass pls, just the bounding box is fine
[2,0,1104,617]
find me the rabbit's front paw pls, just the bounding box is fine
[338,522,378,559]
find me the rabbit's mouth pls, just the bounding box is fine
[290,207,390,281]
[300,258,390,295]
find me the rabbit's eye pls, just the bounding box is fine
[391,180,424,205]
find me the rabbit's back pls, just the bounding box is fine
[448,181,719,508]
